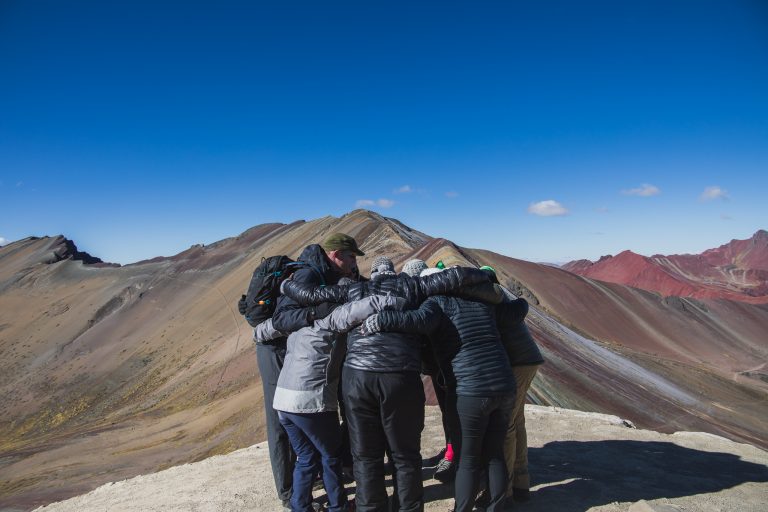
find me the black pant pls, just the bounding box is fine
[430,373,451,445]
[454,393,514,512]
[256,341,295,502]
[343,368,425,512]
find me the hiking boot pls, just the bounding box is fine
[422,446,447,468]
[281,499,292,511]
[512,487,531,503]
[433,457,455,483]
[474,488,490,510]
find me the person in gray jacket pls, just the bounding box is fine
[273,293,407,512]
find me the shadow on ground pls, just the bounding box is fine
[520,440,768,511]
[318,439,767,511]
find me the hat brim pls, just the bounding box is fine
[353,248,365,256]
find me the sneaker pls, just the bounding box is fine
[433,457,455,483]
[512,487,530,503]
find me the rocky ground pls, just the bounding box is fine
[30,405,768,512]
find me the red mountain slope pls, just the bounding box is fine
[562,230,768,303]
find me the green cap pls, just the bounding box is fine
[479,265,496,273]
[322,232,365,256]
[436,260,445,269]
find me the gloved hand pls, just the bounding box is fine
[360,313,381,335]
[237,294,247,316]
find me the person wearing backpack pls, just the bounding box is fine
[253,233,364,511]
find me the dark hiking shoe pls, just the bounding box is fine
[281,499,292,511]
[433,457,455,483]
[422,446,447,468]
[512,487,531,503]
[474,488,490,510]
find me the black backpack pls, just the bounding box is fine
[238,255,323,327]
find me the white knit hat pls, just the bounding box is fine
[420,267,444,277]
[402,259,428,277]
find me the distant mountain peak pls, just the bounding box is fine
[563,230,768,303]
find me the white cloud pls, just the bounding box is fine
[720,214,733,221]
[701,186,729,201]
[394,185,412,194]
[595,206,610,213]
[622,184,660,196]
[0,237,7,246]
[355,198,395,209]
[528,200,569,216]
[445,191,459,198]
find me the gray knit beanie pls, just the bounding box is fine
[371,255,394,273]
[402,259,428,277]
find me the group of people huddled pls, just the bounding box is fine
[249,233,544,512]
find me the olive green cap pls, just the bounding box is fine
[322,232,365,256]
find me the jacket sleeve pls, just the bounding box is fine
[280,278,350,306]
[376,297,443,336]
[253,319,285,344]
[317,295,407,334]
[273,268,341,333]
[496,297,529,331]
[418,267,489,297]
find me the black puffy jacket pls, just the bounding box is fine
[272,244,343,335]
[280,266,502,309]
[280,267,501,373]
[375,295,528,396]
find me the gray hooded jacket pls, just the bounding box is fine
[272,294,406,414]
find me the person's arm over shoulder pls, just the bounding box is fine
[374,297,443,336]
[280,276,349,306]
[418,267,501,304]
[496,297,529,330]
[272,268,333,333]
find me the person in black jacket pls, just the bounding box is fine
[280,261,501,512]
[481,266,544,504]
[259,233,364,511]
[362,268,528,512]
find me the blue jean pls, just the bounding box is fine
[278,411,348,512]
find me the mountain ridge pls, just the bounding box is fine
[562,230,768,303]
[1,210,766,510]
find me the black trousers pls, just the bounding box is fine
[256,341,295,503]
[453,393,514,512]
[343,368,425,512]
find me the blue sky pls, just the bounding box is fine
[1,1,766,264]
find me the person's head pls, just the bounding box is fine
[479,265,500,284]
[370,255,395,280]
[401,258,428,277]
[322,232,364,277]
